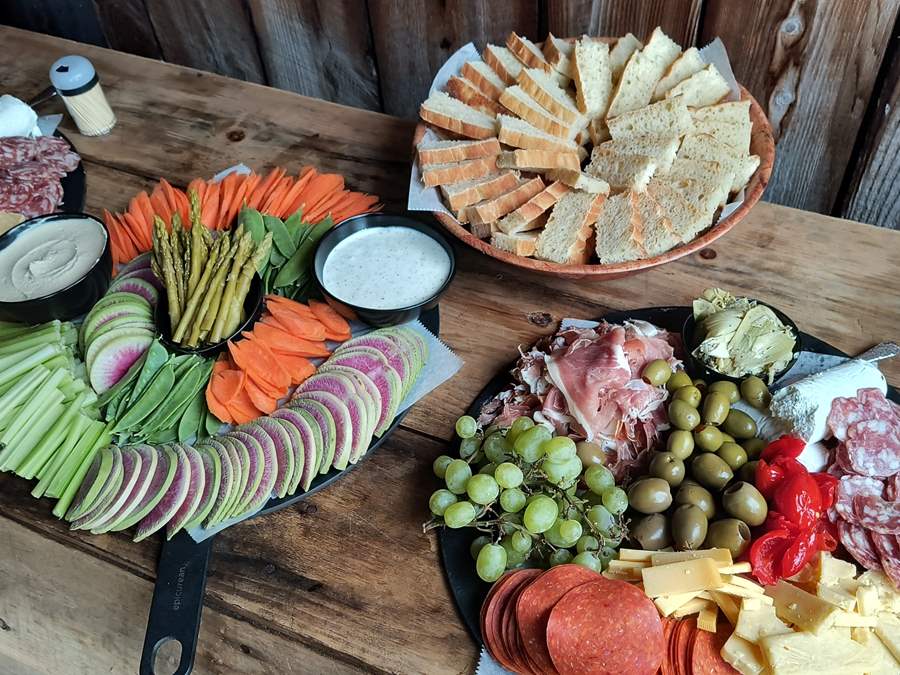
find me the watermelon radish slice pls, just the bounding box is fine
[182,447,221,531]
[107,276,159,307]
[198,439,234,528]
[298,372,373,463]
[241,429,277,515]
[165,445,206,539]
[379,326,428,375]
[321,349,401,437]
[219,436,250,520]
[81,299,152,348]
[227,431,266,518]
[92,444,158,534]
[85,315,155,352]
[267,417,303,496]
[336,334,412,398]
[134,444,191,542]
[320,365,382,438]
[89,291,152,316]
[116,266,163,291]
[89,332,155,394]
[271,408,320,491]
[116,251,151,277]
[250,419,294,499]
[285,399,335,474]
[72,447,139,531]
[295,391,353,470]
[85,326,154,375]
[66,447,116,522]
[111,445,177,532]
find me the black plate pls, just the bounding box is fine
[437,306,900,648]
[56,131,86,213]
[140,307,440,675]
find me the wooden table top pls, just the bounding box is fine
[1,26,898,675]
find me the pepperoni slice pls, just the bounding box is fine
[482,569,539,673]
[546,578,664,675]
[838,518,882,570]
[691,619,739,675]
[871,533,900,588]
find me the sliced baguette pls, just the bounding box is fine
[678,133,758,192]
[497,181,570,234]
[666,156,728,202]
[594,191,646,264]
[518,68,584,125]
[499,86,578,140]
[471,220,498,240]
[634,190,681,257]
[666,63,731,107]
[573,38,613,118]
[497,149,581,172]
[483,44,523,86]
[586,149,657,192]
[535,190,606,264]
[460,60,507,100]
[662,172,734,237]
[653,47,705,100]
[607,96,693,140]
[418,138,501,167]
[597,134,680,173]
[419,91,497,139]
[421,155,499,188]
[440,171,520,212]
[588,117,611,145]
[691,117,752,155]
[545,169,610,194]
[692,100,752,126]
[492,230,540,256]
[466,177,545,225]
[446,76,505,115]
[543,33,576,78]
[607,27,681,118]
[646,177,704,242]
[609,33,643,82]
[506,32,554,74]
[497,114,587,159]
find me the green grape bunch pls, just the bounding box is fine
[424,414,630,583]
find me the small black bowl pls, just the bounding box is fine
[0,212,112,323]
[682,300,802,385]
[155,274,264,357]
[313,213,456,327]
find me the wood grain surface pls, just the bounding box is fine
[547,0,703,46]
[0,26,898,675]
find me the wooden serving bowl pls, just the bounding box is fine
[412,86,774,280]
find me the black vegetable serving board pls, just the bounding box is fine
[437,306,900,648]
[140,307,440,675]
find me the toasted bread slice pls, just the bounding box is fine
[678,133,758,192]
[690,117,752,155]
[545,169,610,194]
[506,32,571,88]
[692,100,752,126]
[421,155,499,188]
[666,63,731,107]
[666,156,729,203]
[418,138,501,167]
[460,60,506,100]
[535,191,606,264]
[607,97,693,140]
[543,33,576,78]
[466,177,545,225]
[653,47,705,100]
[499,86,578,140]
[419,91,497,139]
[594,191,645,264]
[646,178,704,242]
[609,33,643,82]
[597,134,680,173]
[497,114,586,159]
[471,220,498,240]
[573,38,613,118]
[497,149,581,172]
[497,181,570,234]
[662,172,734,237]
[518,68,584,125]
[607,27,681,118]
[492,230,540,256]
[440,171,520,212]
[589,117,611,145]
[586,148,657,192]
[634,191,680,257]
[483,44,524,86]
[446,76,505,115]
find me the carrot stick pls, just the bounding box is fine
[115,214,140,260]
[174,186,190,227]
[216,173,237,230]
[103,210,123,267]
[279,169,317,218]
[159,179,180,216]
[264,305,327,341]
[122,211,150,252]
[260,178,290,216]
[249,167,286,210]
[150,187,173,225]
[206,383,234,424]
[226,174,251,227]
[264,294,317,318]
[308,299,351,335]
[242,376,278,414]
[306,189,348,223]
[211,370,245,405]
[295,174,344,218]
[224,386,262,424]
[270,352,316,386]
[239,173,261,211]
[200,181,220,229]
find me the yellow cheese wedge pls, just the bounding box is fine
[857,586,882,616]
[833,610,877,627]
[655,590,702,616]
[608,559,650,571]
[767,579,839,634]
[875,613,900,662]
[709,590,741,625]
[725,575,766,595]
[818,552,858,584]
[719,583,771,600]
[866,629,900,675]
[734,603,792,643]
[759,629,880,674]
[718,562,752,574]
[651,548,732,566]
[618,548,655,562]
[698,604,718,632]
[817,582,858,611]
[673,597,715,618]
[641,557,723,597]
[721,633,766,675]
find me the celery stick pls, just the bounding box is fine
[52,421,112,518]
[42,417,102,499]
[0,323,61,354]
[0,368,66,448]
[17,391,88,479]
[59,377,86,401]
[0,344,61,389]
[4,400,65,474]
[34,413,89,490]
[0,366,48,419]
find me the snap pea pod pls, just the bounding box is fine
[239,206,266,244]
[177,388,206,442]
[136,360,201,436]
[283,210,303,248]
[204,408,223,437]
[124,340,170,408]
[140,360,210,437]
[113,362,176,432]
[273,215,334,288]
[264,214,297,259]
[147,426,178,444]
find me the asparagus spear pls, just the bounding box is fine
[209,232,254,342]
[223,233,272,336]
[187,234,235,346]
[186,192,206,297]
[154,216,181,328]
[172,234,224,343]
[169,213,186,310]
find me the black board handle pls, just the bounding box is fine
[140,533,214,675]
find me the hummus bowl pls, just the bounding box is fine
[0,212,112,323]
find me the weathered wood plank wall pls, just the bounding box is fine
[2,0,898,229]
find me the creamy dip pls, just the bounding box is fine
[321,226,450,310]
[0,216,106,302]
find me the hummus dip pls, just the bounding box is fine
[0,216,106,302]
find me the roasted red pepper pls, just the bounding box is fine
[811,472,838,510]
[773,472,822,529]
[761,435,805,462]
[755,459,784,499]
[750,529,793,585]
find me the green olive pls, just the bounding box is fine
[667,370,693,392]
[692,379,708,394]
[691,453,734,490]
[576,441,607,468]
[667,430,695,460]
[723,409,758,440]
[719,431,735,443]
[649,452,686,487]
[704,518,751,558]
[717,442,748,470]
[722,481,768,526]
[740,376,771,409]
[671,504,709,551]
[673,385,703,407]
[627,477,673,514]
[741,437,766,460]
[630,514,671,551]
[693,424,724,452]
[642,359,673,386]
[668,400,700,431]
[674,482,716,519]
[709,381,741,404]
[702,391,731,425]
[739,460,759,483]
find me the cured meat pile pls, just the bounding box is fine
[828,387,900,586]
[0,136,80,217]
[478,320,678,479]
[660,616,737,675]
[481,564,665,675]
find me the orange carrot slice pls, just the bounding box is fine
[265,335,331,358]
[308,299,351,336]
[206,383,234,424]
[274,353,316,386]
[212,356,231,377]
[323,327,352,343]
[150,187,173,225]
[264,304,327,341]
[306,188,349,223]
[225,386,262,424]
[200,181,220,229]
[264,295,317,318]
[212,369,245,405]
[279,169,317,217]
[250,167,286,210]
[243,376,278,414]
[227,340,289,392]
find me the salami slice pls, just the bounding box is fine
[837,518,882,570]
[870,533,900,588]
[500,570,541,675]
[0,137,37,164]
[835,475,884,521]
[855,494,900,534]
[845,418,900,477]
[886,474,900,502]
[692,619,739,675]
[516,564,601,675]
[546,578,664,675]
[482,570,535,673]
